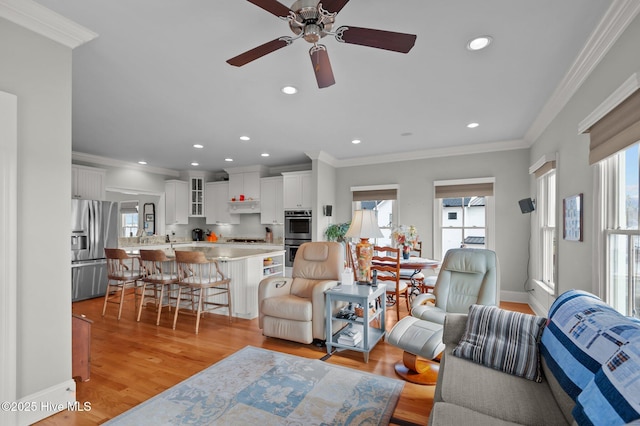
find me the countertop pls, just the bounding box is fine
[172,246,285,261]
[124,245,284,261]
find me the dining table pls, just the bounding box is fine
[372,256,440,300]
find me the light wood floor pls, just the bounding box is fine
[36,293,533,426]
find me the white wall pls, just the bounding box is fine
[528,13,640,313]
[0,17,75,423]
[334,149,531,301]
[313,159,337,241]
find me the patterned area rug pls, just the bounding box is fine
[105,346,404,425]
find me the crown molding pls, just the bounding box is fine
[578,71,640,134]
[330,139,529,168]
[305,150,339,167]
[0,0,97,49]
[72,152,180,177]
[524,0,640,145]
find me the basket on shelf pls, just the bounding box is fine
[263,258,273,266]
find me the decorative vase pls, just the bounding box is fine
[402,246,410,260]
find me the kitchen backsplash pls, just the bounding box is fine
[164,214,284,242]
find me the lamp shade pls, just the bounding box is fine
[345,210,383,239]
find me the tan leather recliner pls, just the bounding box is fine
[258,242,344,344]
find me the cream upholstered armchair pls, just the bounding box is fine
[388,248,499,384]
[258,241,344,345]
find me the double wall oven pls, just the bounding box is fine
[284,210,312,267]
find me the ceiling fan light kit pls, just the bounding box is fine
[227,0,417,89]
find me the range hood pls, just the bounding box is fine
[228,199,260,214]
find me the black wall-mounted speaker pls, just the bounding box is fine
[323,205,333,217]
[519,198,535,214]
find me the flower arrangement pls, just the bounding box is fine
[392,225,419,252]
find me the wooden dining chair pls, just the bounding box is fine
[137,249,179,325]
[371,245,409,321]
[173,250,232,334]
[103,248,143,320]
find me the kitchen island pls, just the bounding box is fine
[173,245,285,320]
[120,243,284,320]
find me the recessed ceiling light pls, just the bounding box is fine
[261,153,270,157]
[467,122,480,128]
[239,136,250,141]
[225,158,233,162]
[351,139,361,144]
[191,162,199,166]
[281,86,298,95]
[193,144,204,149]
[138,161,147,165]
[467,36,492,51]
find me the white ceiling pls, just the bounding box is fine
[36,0,614,172]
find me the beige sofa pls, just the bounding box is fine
[430,290,640,426]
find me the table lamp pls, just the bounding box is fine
[345,210,383,282]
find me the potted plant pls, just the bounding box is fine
[325,222,350,242]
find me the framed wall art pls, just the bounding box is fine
[563,193,583,242]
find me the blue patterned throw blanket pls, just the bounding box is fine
[540,290,640,425]
[105,346,403,425]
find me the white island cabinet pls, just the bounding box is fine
[173,246,284,319]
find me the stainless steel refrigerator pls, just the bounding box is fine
[71,199,118,302]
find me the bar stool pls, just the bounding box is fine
[103,248,143,320]
[173,250,232,334]
[137,249,179,325]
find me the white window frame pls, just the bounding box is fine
[537,169,557,291]
[350,184,398,246]
[601,146,639,317]
[433,178,495,260]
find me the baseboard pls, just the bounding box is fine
[500,290,530,304]
[16,379,76,425]
[528,295,549,317]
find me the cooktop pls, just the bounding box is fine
[225,238,267,243]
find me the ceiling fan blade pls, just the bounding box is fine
[227,38,291,67]
[309,45,335,89]
[335,26,417,53]
[320,0,350,14]
[246,0,292,18]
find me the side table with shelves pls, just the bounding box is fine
[325,283,386,363]
[262,254,284,278]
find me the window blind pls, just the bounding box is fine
[434,182,494,198]
[120,201,138,214]
[532,161,556,178]
[352,188,397,201]
[586,89,640,165]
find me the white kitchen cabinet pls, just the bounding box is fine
[165,180,188,225]
[205,182,240,225]
[228,171,261,201]
[260,176,283,224]
[72,165,105,200]
[283,171,312,210]
[189,176,205,217]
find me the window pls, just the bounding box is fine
[120,200,139,237]
[434,178,495,260]
[441,197,486,254]
[605,144,639,318]
[351,185,398,246]
[537,169,556,290]
[584,77,640,318]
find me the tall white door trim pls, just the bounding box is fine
[0,91,18,425]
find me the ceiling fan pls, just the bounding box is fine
[226,0,417,88]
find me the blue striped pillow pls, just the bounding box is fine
[452,304,547,382]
